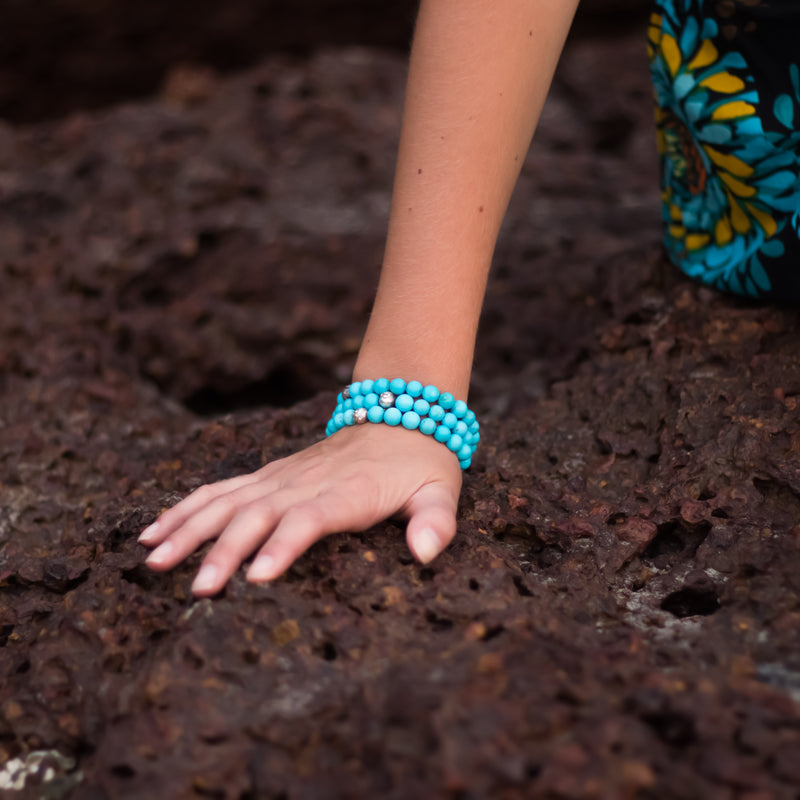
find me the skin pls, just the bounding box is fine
[140,0,581,596]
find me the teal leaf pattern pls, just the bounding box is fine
[650,0,800,299]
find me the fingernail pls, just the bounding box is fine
[192,564,218,594]
[138,522,160,543]
[413,528,441,564]
[145,541,173,565]
[248,555,275,583]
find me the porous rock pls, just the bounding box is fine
[1,26,799,800]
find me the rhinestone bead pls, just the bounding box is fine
[379,391,395,408]
[342,386,351,400]
[354,407,368,424]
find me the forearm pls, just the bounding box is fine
[354,0,580,398]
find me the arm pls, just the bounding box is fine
[357,0,580,398]
[139,0,580,596]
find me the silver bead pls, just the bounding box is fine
[379,391,395,408]
[342,386,351,399]
[354,408,368,424]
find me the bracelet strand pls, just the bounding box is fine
[325,378,479,470]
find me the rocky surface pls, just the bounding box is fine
[0,0,646,123]
[1,22,799,800]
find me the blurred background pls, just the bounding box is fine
[2,0,646,123]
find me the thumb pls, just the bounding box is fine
[405,482,459,564]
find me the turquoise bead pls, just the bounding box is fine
[413,398,430,416]
[401,411,421,430]
[328,378,478,472]
[422,384,440,403]
[446,434,463,452]
[429,405,445,422]
[395,393,414,412]
[367,406,384,423]
[434,426,451,443]
[419,418,437,435]
[384,407,402,426]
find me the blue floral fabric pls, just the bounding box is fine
[649,0,800,302]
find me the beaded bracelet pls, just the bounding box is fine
[325,378,479,469]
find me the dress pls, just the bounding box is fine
[648,0,800,302]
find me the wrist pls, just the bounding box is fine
[354,320,475,400]
[326,377,480,470]
[352,358,471,402]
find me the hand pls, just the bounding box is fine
[138,424,463,596]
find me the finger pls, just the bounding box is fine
[138,471,265,546]
[404,482,459,564]
[246,491,365,583]
[190,494,294,595]
[145,479,287,571]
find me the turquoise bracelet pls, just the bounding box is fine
[325,378,479,470]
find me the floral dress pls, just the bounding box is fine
[649,0,800,302]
